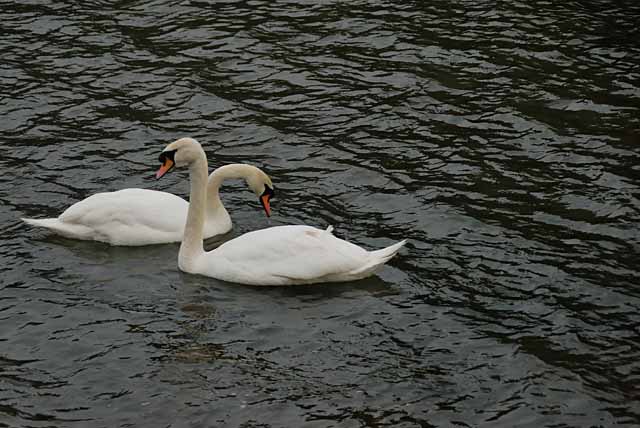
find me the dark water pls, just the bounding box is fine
[2,0,640,426]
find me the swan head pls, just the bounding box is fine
[244,166,274,217]
[156,137,204,178]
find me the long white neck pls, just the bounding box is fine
[205,164,259,213]
[179,156,209,271]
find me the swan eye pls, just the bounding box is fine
[261,185,274,198]
[158,150,176,163]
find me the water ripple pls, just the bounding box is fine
[1,0,640,426]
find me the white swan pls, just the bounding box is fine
[156,137,406,286]
[21,163,273,246]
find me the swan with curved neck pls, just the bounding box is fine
[22,161,272,246]
[156,137,406,286]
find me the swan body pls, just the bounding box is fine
[185,225,407,286]
[157,137,406,286]
[22,189,207,246]
[22,164,271,246]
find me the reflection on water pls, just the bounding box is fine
[1,0,639,426]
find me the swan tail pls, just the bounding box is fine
[21,217,94,240]
[22,217,60,229]
[350,239,407,277]
[369,239,407,264]
[325,225,334,234]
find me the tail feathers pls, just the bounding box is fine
[21,217,93,240]
[325,225,334,234]
[350,239,407,277]
[22,217,60,228]
[370,239,407,263]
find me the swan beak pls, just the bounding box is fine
[259,184,274,217]
[156,158,174,179]
[260,194,271,217]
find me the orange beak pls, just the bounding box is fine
[260,194,271,217]
[156,158,174,179]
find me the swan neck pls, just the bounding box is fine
[180,157,208,267]
[205,168,225,216]
[206,164,257,209]
[208,164,257,185]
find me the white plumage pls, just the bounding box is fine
[187,225,407,286]
[158,137,406,286]
[22,163,271,246]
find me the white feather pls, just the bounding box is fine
[22,163,270,246]
[160,137,407,286]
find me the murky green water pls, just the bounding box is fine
[1,1,639,427]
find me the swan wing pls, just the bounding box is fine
[61,189,187,229]
[58,189,189,244]
[206,225,374,284]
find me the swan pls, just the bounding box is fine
[21,163,273,246]
[156,137,406,286]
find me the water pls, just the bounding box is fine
[1,0,639,426]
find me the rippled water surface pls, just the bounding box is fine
[2,0,640,426]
